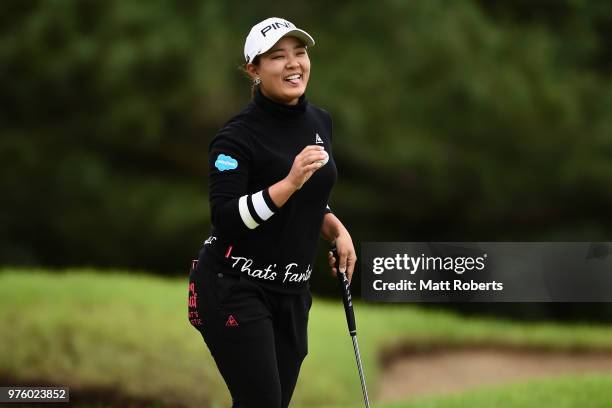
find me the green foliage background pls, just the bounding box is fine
[3,0,612,300]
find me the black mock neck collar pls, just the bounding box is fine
[254,87,308,117]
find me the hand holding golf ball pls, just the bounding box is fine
[285,145,327,190]
[317,150,329,166]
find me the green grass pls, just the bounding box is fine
[378,374,612,408]
[2,269,612,407]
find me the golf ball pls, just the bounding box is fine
[318,150,329,166]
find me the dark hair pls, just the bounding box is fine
[239,55,261,98]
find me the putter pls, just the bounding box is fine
[331,247,371,408]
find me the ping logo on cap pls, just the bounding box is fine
[244,17,315,63]
[260,20,294,37]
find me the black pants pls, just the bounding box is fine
[188,249,312,408]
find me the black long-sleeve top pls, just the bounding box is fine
[205,88,337,294]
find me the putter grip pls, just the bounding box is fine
[331,247,357,335]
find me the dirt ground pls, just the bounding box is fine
[378,347,612,402]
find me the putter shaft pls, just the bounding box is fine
[331,247,372,407]
[352,335,371,408]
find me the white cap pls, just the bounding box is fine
[244,17,315,63]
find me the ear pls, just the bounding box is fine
[245,63,259,79]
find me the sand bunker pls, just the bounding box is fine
[379,347,612,401]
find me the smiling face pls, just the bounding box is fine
[246,36,311,105]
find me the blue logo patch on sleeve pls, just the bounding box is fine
[215,154,238,171]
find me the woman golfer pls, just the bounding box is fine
[188,17,356,408]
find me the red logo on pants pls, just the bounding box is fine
[225,315,239,327]
[188,282,202,327]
